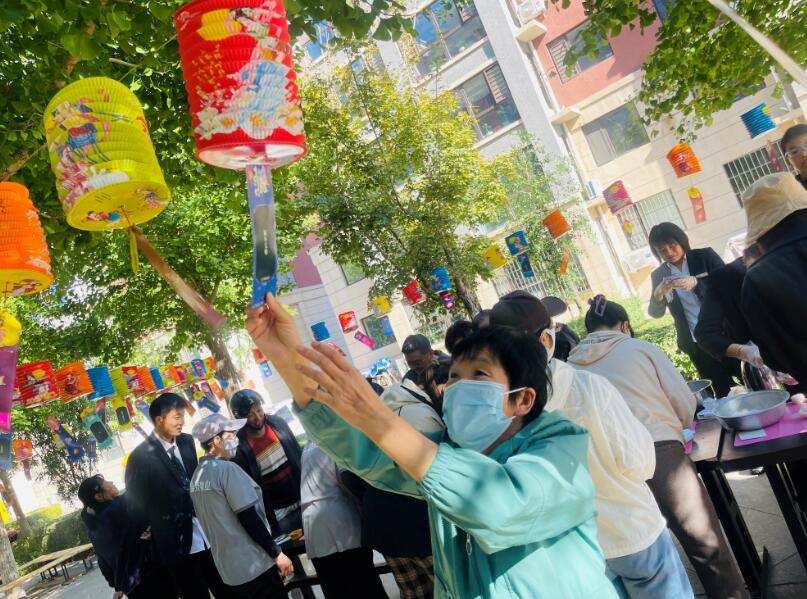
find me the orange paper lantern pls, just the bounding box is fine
[543,209,571,239]
[55,362,94,402]
[0,183,53,296]
[667,143,702,178]
[136,366,157,395]
[15,361,59,407]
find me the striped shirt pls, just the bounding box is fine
[247,424,299,521]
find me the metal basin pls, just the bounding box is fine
[713,390,790,431]
[687,379,713,408]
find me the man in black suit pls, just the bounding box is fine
[125,393,227,598]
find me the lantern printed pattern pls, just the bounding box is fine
[56,362,93,402]
[0,183,53,296]
[402,279,425,305]
[16,362,59,407]
[339,311,358,333]
[174,0,306,169]
[43,77,170,231]
[440,291,455,311]
[688,187,707,224]
[160,364,182,388]
[47,416,85,462]
[369,297,392,318]
[80,406,113,450]
[603,181,633,215]
[483,245,507,271]
[741,104,776,138]
[204,357,216,376]
[667,144,702,178]
[429,267,452,294]
[505,231,529,257]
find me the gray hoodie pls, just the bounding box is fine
[568,330,695,444]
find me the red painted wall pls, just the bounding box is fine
[533,1,660,108]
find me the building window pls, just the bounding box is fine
[303,21,335,61]
[619,190,685,250]
[582,103,649,166]
[723,141,787,204]
[547,21,613,83]
[454,64,521,139]
[409,0,486,76]
[361,315,396,348]
[340,263,366,286]
[492,250,590,299]
[653,0,675,21]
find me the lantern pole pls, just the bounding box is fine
[704,0,807,89]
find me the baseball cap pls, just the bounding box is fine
[490,290,561,333]
[402,334,431,354]
[191,413,247,445]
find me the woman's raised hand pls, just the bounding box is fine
[246,293,303,369]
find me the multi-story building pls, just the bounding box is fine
[257,0,806,404]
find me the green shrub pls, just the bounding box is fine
[11,504,68,566]
[42,511,89,554]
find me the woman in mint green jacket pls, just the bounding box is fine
[247,295,617,598]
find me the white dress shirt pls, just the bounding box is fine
[667,257,701,340]
[154,433,209,554]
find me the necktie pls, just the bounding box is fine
[168,446,190,489]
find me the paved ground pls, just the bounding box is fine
[12,471,806,598]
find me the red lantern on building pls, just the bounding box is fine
[667,143,702,178]
[603,180,633,215]
[174,0,306,170]
[339,311,359,333]
[402,279,425,305]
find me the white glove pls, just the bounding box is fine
[671,276,698,291]
[737,344,764,368]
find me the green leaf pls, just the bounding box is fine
[60,31,102,60]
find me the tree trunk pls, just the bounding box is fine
[204,329,243,416]
[0,472,30,539]
[0,515,19,587]
[455,276,480,319]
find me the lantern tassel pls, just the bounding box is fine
[129,227,139,273]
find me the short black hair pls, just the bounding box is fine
[149,392,186,422]
[647,222,691,261]
[201,435,219,453]
[451,326,550,424]
[402,334,431,354]
[444,320,473,354]
[584,295,631,333]
[781,124,807,153]
[471,309,491,331]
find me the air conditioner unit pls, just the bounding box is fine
[625,247,656,273]
[517,0,547,25]
[584,179,602,199]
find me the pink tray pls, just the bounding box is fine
[733,403,807,447]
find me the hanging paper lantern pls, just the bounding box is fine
[310,321,330,342]
[339,311,359,333]
[483,245,507,270]
[354,331,376,349]
[369,296,392,318]
[191,358,207,379]
[0,183,54,296]
[87,366,116,399]
[429,267,452,294]
[402,279,425,305]
[137,366,157,395]
[741,103,776,138]
[0,315,20,432]
[178,362,197,383]
[56,362,94,403]
[111,396,133,430]
[543,209,571,240]
[603,181,633,215]
[688,186,707,224]
[149,367,165,391]
[174,365,188,385]
[667,143,702,177]
[622,218,634,234]
[174,0,306,170]
[43,78,170,231]
[16,361,59,407]
[440,290,455,311]
[505,230,529,256]
[80,406,113,450]
[12,439,32,479]
[560,247,570,275]
[203,357,216,377]
[109,367,131,397]
[160,364,181,388]
[379,316,394,338]
[517,253,535,278]
[0,433,11,470]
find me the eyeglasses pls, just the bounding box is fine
[785,144,807,158]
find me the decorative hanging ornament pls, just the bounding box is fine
[688,186,707,224]
[667,143,702,177]
[429,267,452,294]
[111,395,132,430]
[379,316,394,338]
[12,439,33,479]
[369,296,392,318]
[505,230,529,257]
[87,366,116,399]
[109,367,131,397]
[0,183,54,296]
[46,416,85,462]
[543,209,571,240]
[741,103,776,138]
[603,180,633,215]
[80,406,113,450]
[149,368,165,391]
[483,245,507,270]
[55,362,94,403]
[517,253,535,278]
[0,433,11,470]
[354,331,376,349]
[439,290,455,311]
[178,363,197,383]
[0,312,20,433]
[160,364,182,388]
[622,218,634,234]
[339,311,359,333]
[43,78,170,232]
[402,279,425,305]
[204,357,216,377]
[16,362,59,408]
[174,0,306,170]
[191,358,207,379]
[136,366,157,395]
[559,247,570,275]
[310,321,330,342]
[246,164,279,305]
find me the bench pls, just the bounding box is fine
[1,543,94,594]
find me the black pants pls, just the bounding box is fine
[128,563,178,598]
[687,344,738,397]
[169,548,228,599]
[221,566,288,599]
[311,548,388,599]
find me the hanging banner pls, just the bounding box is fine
[133,226,226,330]
[354,331,377,349]
[47,416,85,462]
[339,311,359,333]
[429,267,452,293]
[369,296,392,317]
[259,361,273,378]
[12,439,32,479]
[204,357,216,377]
[483,245,507,270]
[505,230,530,257]
[603,181,633,215]
[518,253,535,278]
[543,210,571,239]
[0,344,18,433]
[440,291,455,311]
[111,396,132,430]
[560,247,570,275]
[379,316,394,338]
[402,279,425,305]
[246,165,279,308]
[80,406,113,450]
[688,187,707,224]
[191,359,207,379]
[0,433,11,470]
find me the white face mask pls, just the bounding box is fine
[223,437,239,459]
[543,327,556,361]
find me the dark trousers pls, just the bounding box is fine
[647,441,749,599]
[169,548,228,599]
[687,344,738,397]
[221,565,288,599]
[311,548,388,599]
[128,564,178,598]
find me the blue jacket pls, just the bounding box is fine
[297,402,617,598]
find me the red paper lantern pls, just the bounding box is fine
[174,0,306,170]
[543,209,571,240]
[667,144,702,178]
[339,311,359,333]
[55,362,94,403]
[15,361,59,407]
[402,279,425,305]
[603,180,633,215]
